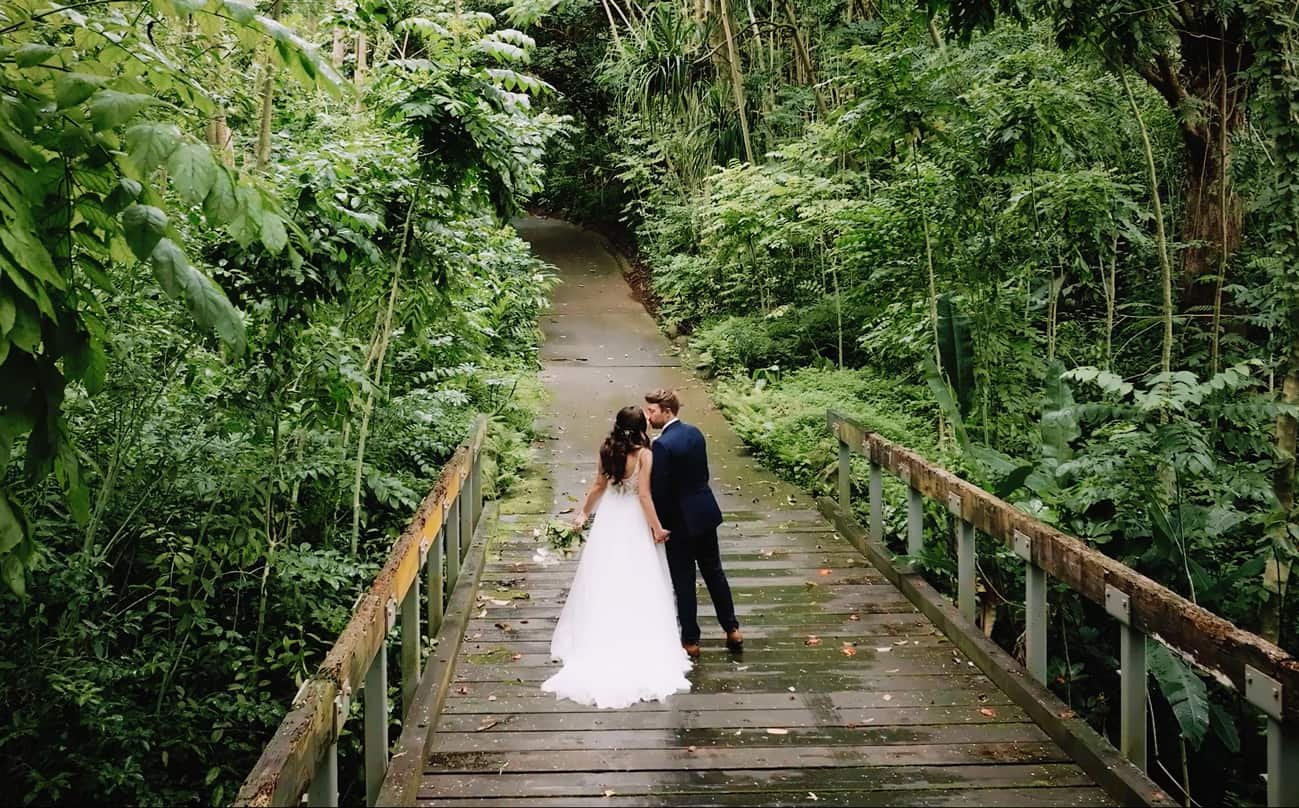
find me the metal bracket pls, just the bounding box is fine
[899,463,911,484]
[333,685,351,734]
[1105,584,1131,625]
[385,597,398,631]
[443,499,451,514]
[1012,530,1032,563]
[1246,664,1284,721]
[946,492,962,516]
[419,538,430,565]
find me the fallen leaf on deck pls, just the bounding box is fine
[1059,709,1077,719]
[476,608,487,618]
[603,790,615,798]
[841,646,858,657]
[488,599,511,607]
[875,647,892,653]
[511,654,522,661]
[979,708,997,718]
[818,568,832,576]
[787,686,797,692]
[494,622,511,630]
[475,719,499,732]
[488,695,497,702]
[882,694,892,701]
[804,581,818,589]
[804,635,822,646]
[765,728,789,735]
[687,745,697,752]
[808,793,819,801]
[457,686,469,695]
[848,614,860,621]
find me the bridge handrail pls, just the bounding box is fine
[235,414,489,807]
[827,410,1298,806]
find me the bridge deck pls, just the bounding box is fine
[418,511,1113,807]
[413,217,1113,806]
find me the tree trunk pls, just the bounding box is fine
[253,0,283,170]
[1179,121,1242,311]
[717,0,755,164]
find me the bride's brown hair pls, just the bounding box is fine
[600,406,650,484]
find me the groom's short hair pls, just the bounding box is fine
[645,389,680,414]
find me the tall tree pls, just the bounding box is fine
[935,0,1250,309]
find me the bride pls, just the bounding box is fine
[541,406,692,708]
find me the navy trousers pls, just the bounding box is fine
[665,527,739,644]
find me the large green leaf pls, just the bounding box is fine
[227,185,263,246]
[936,294,974,416]
[150,239,246,354]
[167,143,218,206]
[87,90,157,131]
[1147,639,1209,750]
[0,492,23,555]
[923,357,971,450]
[260,210,288,253]
[126,123,182,173]
[0,295,14,336]
[54,73,108,109]
[121,204,168,260]
[203,167,238,223]
[1041,360,1079,463]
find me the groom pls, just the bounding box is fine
[644,389,742,658]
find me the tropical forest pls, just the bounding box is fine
[3,0,1299,804]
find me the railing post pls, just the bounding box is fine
[1014,531,1047,685]
[837,438,851,513]
[427,525,445,640]
[903,466,922,560]
[307,690,345,808]
[459,474,473,562]
[949,493,976,621]
[1247,664,1299,807]
[446,499,461,591]
[364,602,394,806]
[868,461,882,543]
[400,575,420,714]
[471,449,483,529]
[1107,585,1146,771]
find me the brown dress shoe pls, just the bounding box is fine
[682,643,701,659]
[726,629,744,652]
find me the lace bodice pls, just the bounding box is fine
[609,472,640,495]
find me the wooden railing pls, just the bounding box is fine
[234,415,489,807]
[827,411,1299,807]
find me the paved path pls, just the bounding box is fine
[416,218,1113,806]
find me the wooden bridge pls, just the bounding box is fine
[235,220,1298,807]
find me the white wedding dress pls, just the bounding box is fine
[542,462,692,708]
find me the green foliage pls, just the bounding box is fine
[1,0,560,803]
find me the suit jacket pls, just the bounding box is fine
[650,420,724,537]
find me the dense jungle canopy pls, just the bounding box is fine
[3,0,1299,803]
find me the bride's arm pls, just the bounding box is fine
[636,449,669,543]
[571,461,609,529]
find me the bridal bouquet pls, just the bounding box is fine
[544,518,586,555]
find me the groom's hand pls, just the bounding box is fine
[653,527,671,544]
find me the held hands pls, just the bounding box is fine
[652,526,671,544]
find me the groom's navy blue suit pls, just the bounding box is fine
[650,419,739,645]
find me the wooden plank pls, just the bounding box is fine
[430,723,1050,753]
[418,789,1114,807]
[434,704,1032,732]
[831,411,1299,726]
[450,666,990,688]
[424,742,1072,773]
[417,764,1098,799]
[375,503,497,805]
[441,688,1015,714]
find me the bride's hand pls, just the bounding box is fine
[652,526,670,544]
[570,511,588,531]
